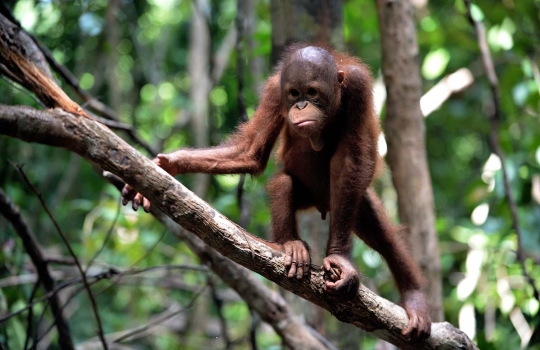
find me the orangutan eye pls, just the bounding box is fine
[307,88,317,96]
[289,89,300,97]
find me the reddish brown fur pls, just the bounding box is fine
[122,44,431,340]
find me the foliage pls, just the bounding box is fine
[0,0,539,349]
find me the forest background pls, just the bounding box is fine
[0,0,539,349]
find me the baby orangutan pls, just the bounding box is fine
[122,45,431,340]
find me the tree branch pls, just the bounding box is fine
[208,276,232,349]
[0,105,476,349]
[156,212,328,349]
[78,301,189,349]
[102,170,332,349]
[0,10,156,156]
[0,188,75,350]
[464,0,540,303]
[24,278,41,350]
[12,164,108,350]
[113,285,206,344]
[0,13,88,118]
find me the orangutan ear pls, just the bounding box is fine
[337,70,345,84]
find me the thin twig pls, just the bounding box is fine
[33,38,156,156]
[36,264,202,348]
[0,75,45,107]
[94,227,168,297]
[92,264,207,297]
[248,308,259,350]
[0,3,156,156]
[131,227,167,267]
[45,256,76,265]
[24,279,41,350]
[305,324,339,350]
[0,188,74,350]
[6,262,204,343]
[0,275,101,323]
[464,0,540,302]
[33,266,201,347]
[208,276,231,349]
[32,278,109,348]
[113,284,207,343]
[89,113,138,132]
[32,285,87,348]
[125,264,208,275]
[87,198,122,268]
[12,163,109,349]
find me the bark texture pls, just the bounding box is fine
[105,160,331,349]
[376,0,444,322]
[0,13,87,118]
[0,105,476,350]
[159,213,328,349]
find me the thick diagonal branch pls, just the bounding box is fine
[0,105,476,350]
[105,172,330,349]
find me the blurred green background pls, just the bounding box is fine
[0,0,539,349]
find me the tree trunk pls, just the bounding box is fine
[105,0,121,111]
[375,0,444,322]
[184,1,213,337]
[270,0,344,64]
[189,0,212,198]
[238,0,265,91]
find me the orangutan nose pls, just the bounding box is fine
[296,101,308,110]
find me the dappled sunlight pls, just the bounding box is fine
[510,308,533,348]
[471,203,489,226]
[123,207,139,224]
[117,227,139,245]
[487,18,516,51]
[532,175,540,204]
[482,153,502,192]
[377,133,387,157]
[82,206,103,239]
[420,68,474,117]
[459,303,476,340]
[457,247,484,301]
[497,271,534,348]
[410,0,428,9]
[13,0,37,30]
[1,0,539,348]
[422,48,450,80]
[215,174,241,190]
[497,275,516,314]
[373,72,386,116]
